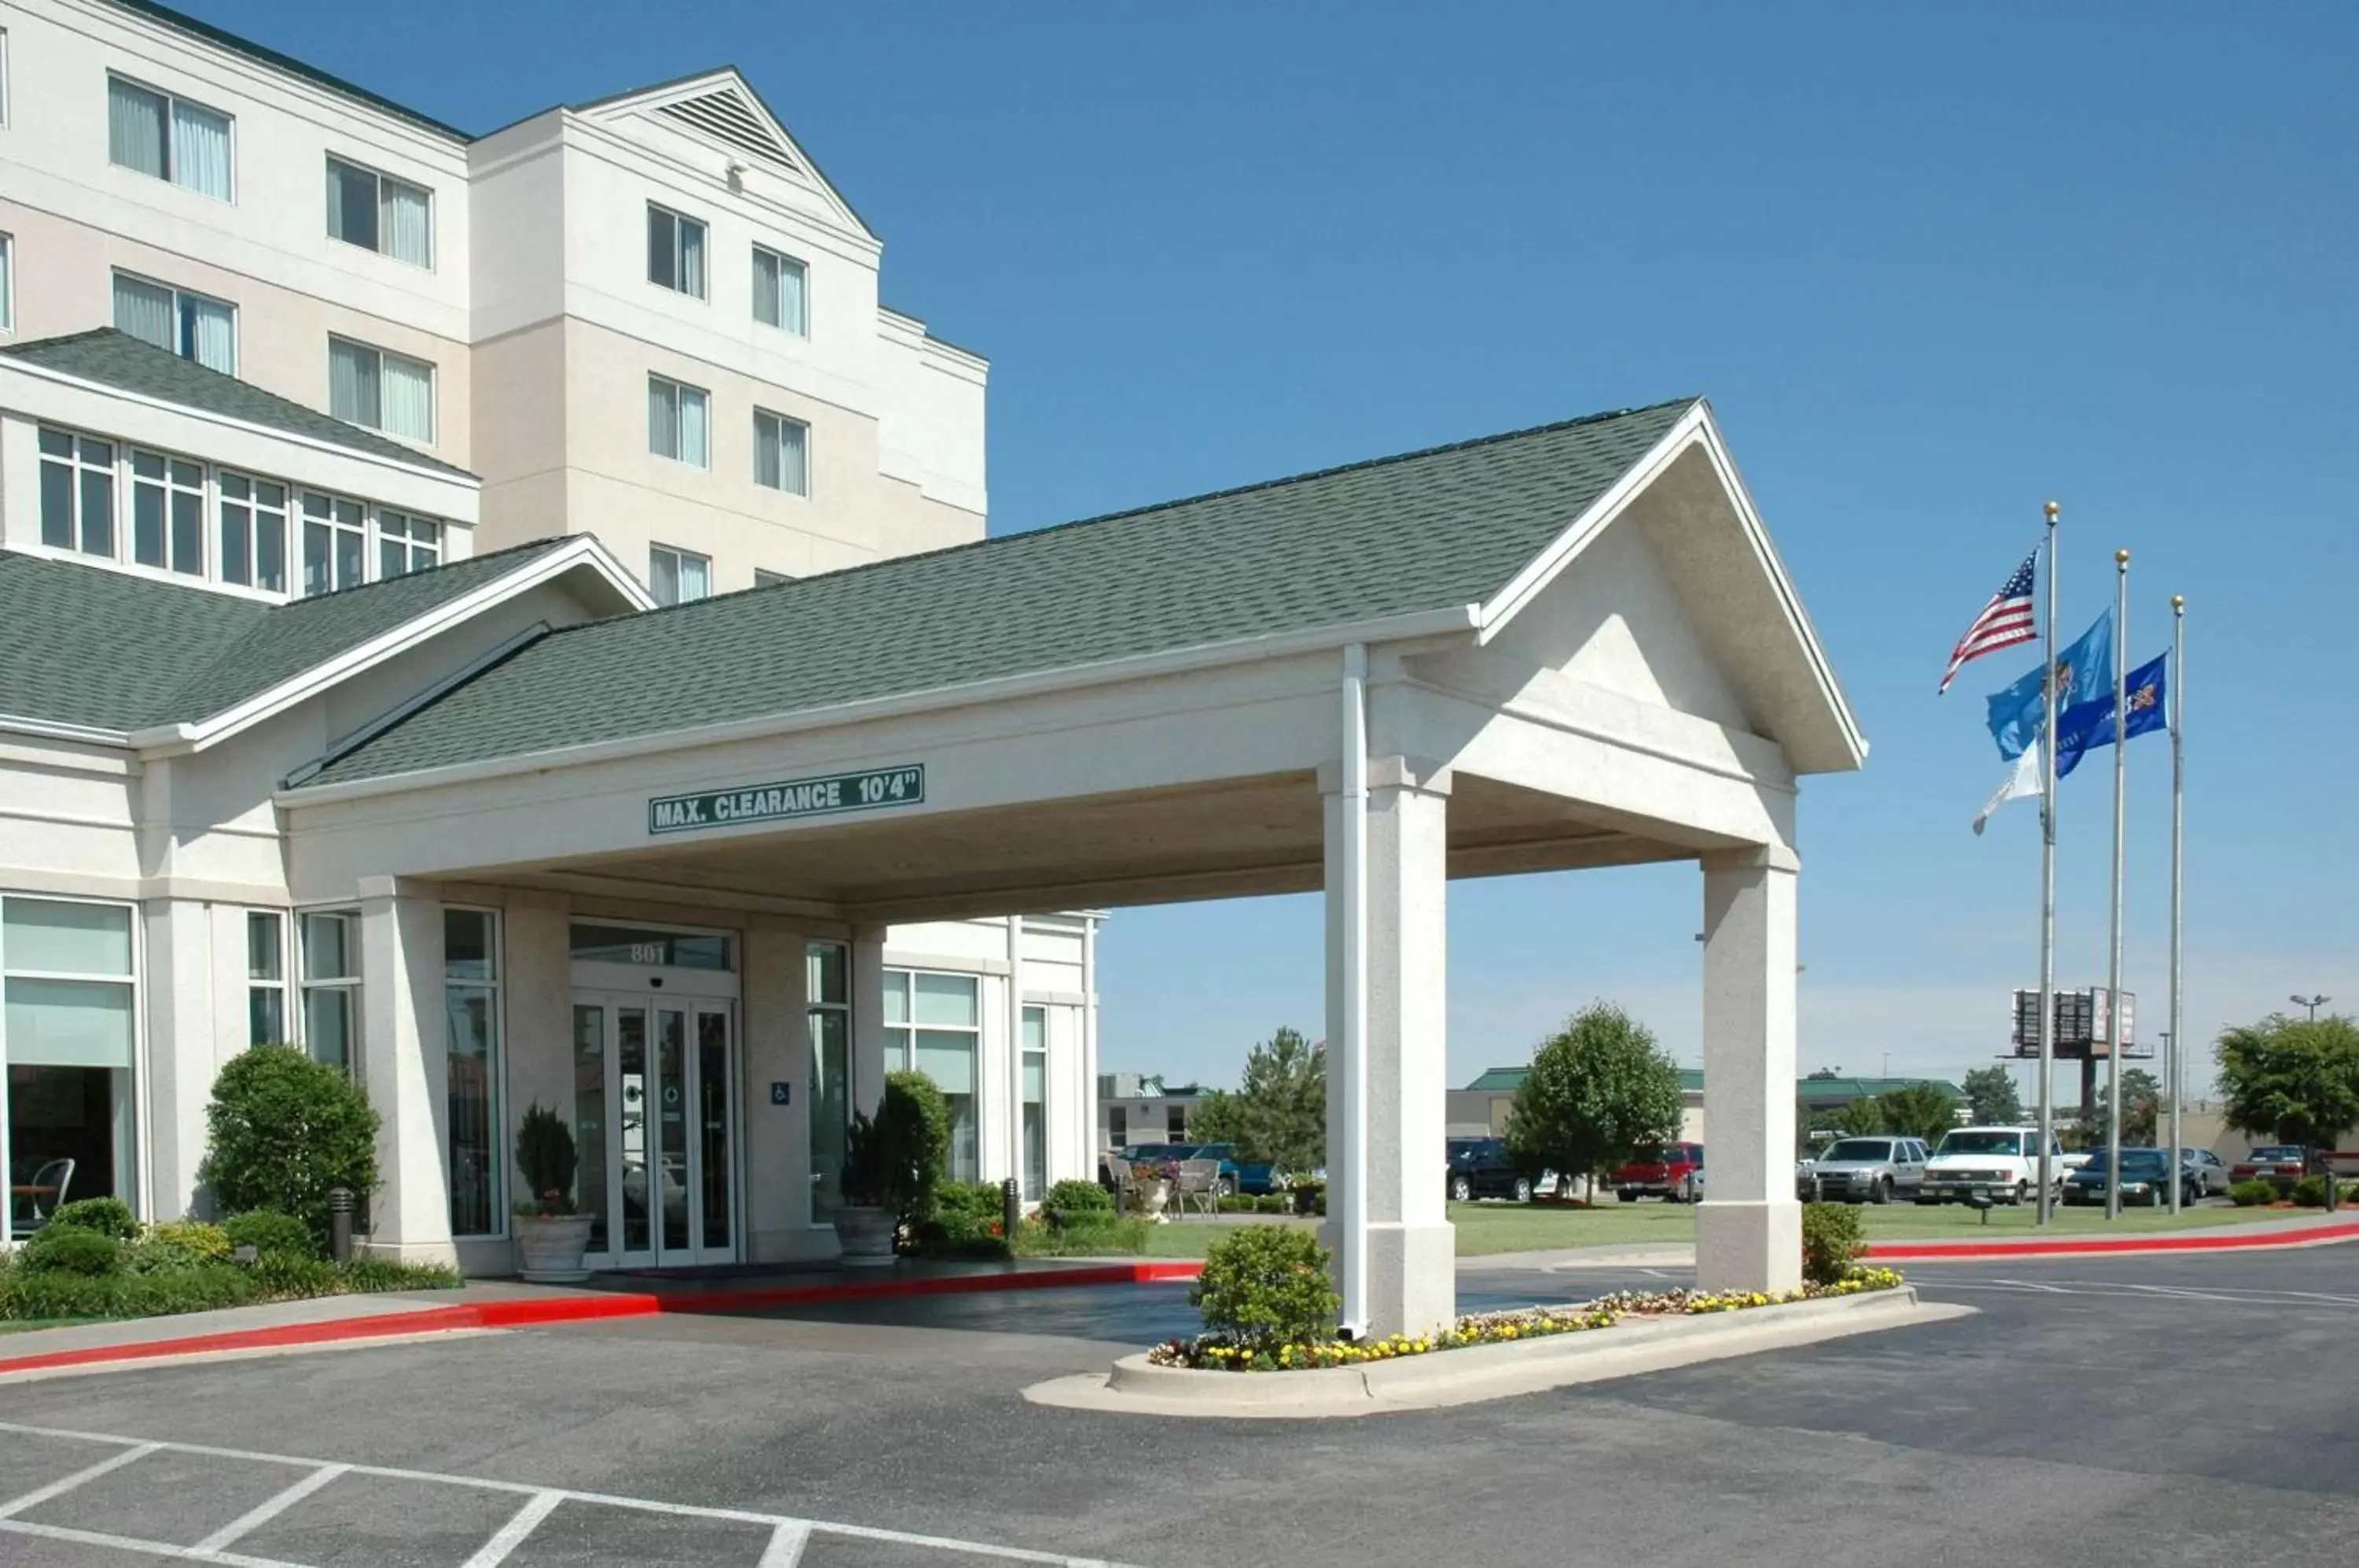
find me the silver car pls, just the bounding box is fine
[2181,1147,2231,1197]
[1798,1136,1929,1205]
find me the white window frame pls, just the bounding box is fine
[753,408,810,498]
[1,28,11,131]
[646,203,708,299]
[375,509,442,579]
[36,426,117,559]
[1,893,144,1246]
[127,446,207,576]
[106,73,234,201]
[0,231,14,335]
[328,335,436,444]
[216,469,290,593]
[648,542,711,606]
[881,969,982,1185]
[297,908,362,1076]
[443,906,504,1239]
[246,910,288,1047]
[300,488,367,598]
[111,270,237,374]
[647,374,710,468]
[325,153,434,269]
[752,244,808,336]
[1021,1004,1049,1202]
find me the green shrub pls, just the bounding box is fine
[932,1180,1004,1221]
[338,1257,462,1292]
[17,1225,123,1276]
[843,1072,951,1222]
[1801,1202,1865,1286]
[1190,1224,1339,1349]
[1257,1194,1292,1214]
[1044,1179,1112,1216]
[198,1044,379,1250]
[513,1102,580,1216]
[0,1262,261,1322]
[223,1209,318,1260]
[126,1220,232,1274]
[49,1197,138,1240]
[2291,1175,2331,1209]
[2229,1179,2278,1207]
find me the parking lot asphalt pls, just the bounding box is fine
[1,1246,2353,1567]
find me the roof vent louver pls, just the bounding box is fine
[656,91,798,172]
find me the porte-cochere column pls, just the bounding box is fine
[1697,845,1802,1293]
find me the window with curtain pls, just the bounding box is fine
[37,429,116,558]
[299,911,359,1073]
[246,911,285,1046]
[128,449,204,576]
[444,909,500,1236]
[648,543,710,607]
[107,76,230,199]
[112,273,236,374]
[329,337,434,443]
[883,970,980,1183]
[326,156,432,267]
[1021,1007,1047,1202]
[300,490,365,598]
[217,473,287,592]
[752,245,808,335]
[647,375,709,466]
[646,204,707,297]
[753,410,809,497]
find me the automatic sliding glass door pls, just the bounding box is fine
[572,992,737,1269]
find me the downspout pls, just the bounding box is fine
[1007,914,1025,1200]
[1339,644,1370,1338]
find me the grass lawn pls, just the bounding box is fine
[1135,1197,2280,1260]
[0,1317,105,1334]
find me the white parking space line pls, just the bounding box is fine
[1936,1278,2359,1307]
[0,1439,160,1519]
[0,1419,1143,1568]
[460,1489,565,1568]
[193,1463,351,1553]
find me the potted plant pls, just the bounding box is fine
[511,1102,595,1282]
[833,1071,951,1265]
[1130,1159,1180,1221]
[834,1110,900,1265]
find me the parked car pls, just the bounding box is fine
[2231,1145,2317,1191]
[1614,1143,1705,1202]
[1796,1136,1928,1205]
[1919,1126,2065,1205]
[2058,1150,2096,1173]
[2182,1147,2231,1196]
[2063,1147,2192,1208]
[1446,1137,1542,1202]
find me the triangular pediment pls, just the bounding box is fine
[576,69,872,239]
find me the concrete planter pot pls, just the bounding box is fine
[511,1213,595,1283]
[1136,1182,1170,1220]
[833,1205,898,1266]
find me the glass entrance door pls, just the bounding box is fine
[571,992,737,1268]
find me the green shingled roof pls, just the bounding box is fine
[1463,1068,1965,1102]
[299,399,1698,788]
[0,541,571,734]
[1,330,476,480]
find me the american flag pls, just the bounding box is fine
[1938,549,2038,694]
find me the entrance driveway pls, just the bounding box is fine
[1,1247,2353,1566]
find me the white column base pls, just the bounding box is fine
[360,1238,462,1270]
[1326,1219,1456,1338]
[1695,1198,1802,1294]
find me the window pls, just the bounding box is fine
[326,156,432,267]
[377,510,441,578]
[329,337,435,443]
[807,941,849,1221]
[3,897,138,1239]
[648,543,710,607]
[752,245,807,335]
[1108,1105,1127,1149]
[0,233,13,333]
[300,491,366,598]
[1021,1007,1047,1202]
[246,912,285,1045]
[112,273,235,374]
[128,450,205,576]
[882,970,979,1183]
[37,429,115,558]
[647,375,708,466]
[299,911,359,1072]
[107,76,231,200]
[1166,1104,1187,1140]
[753,410,809,497]
[218,473,288,592]
[646,204,706,297]
[444,909,500,1237]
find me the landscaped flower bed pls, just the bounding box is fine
[1146,1265,1907,1372]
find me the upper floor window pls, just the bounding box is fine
[326,156,432,268]
[376,510,441,578]
[647,204,706,298]
[300,490,366,597]
[38,429,115,558]
[753,410,809,497]
[752,246,807,336]
[107,76,231,201]
[647,374,708,467]
[329,337,435,444]
[649,543,710,607]
[217,472,288,593]
[129,449,204,576]
[112,271,235,374]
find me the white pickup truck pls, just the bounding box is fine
[1918,1126,2066,1205]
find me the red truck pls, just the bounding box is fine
[1613,1143,1705,1203]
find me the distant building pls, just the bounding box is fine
[1451,1067,1966,1146]
[1098,1073,1213,1152]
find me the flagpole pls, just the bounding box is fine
[2168,594,2186,1213]
[2037,501,2060,1224]
[2106,548,2129,1220]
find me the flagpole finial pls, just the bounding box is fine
[2115,548,2130,567]
[2172,594,2185,611]
[2044,500,2059,521]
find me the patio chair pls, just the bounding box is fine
[1174,1158,1222,1219]
[20,1157,74,1226]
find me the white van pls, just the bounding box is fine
[1919,1127,2066,1205]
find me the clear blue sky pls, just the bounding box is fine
[197,0,2357,1097]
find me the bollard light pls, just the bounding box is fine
[1001,1176,1021,1246]
[328,1186,355,1264]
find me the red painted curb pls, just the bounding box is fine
[1867,1219,2359,1261]
[0,1261,1205,1377]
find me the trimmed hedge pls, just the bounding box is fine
[224,1209,318,1261]
[49,1198,138,1240]
[1044,1179,1113,1216]
[18,1225,121,1277]
[0,1247,460,1323]
[2228,1180,2278,1207]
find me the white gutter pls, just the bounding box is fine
[278,602,1484,808]
[0,715,135,748]
[1338,642,1370,1339]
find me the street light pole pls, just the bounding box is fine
[2291,994,2330,1023]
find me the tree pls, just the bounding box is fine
[1824,1095,1885,1137]
[1187,1027,1325,1172]
[1870,1082,1963,1145]
[1503,1003,1684,1194]
[197,1043,379,1249]
[2216,1013,2359,1149]
[1961,1066,2025,1128]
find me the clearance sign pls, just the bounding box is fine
[647,764,925,836]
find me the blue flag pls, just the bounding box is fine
[1985,608,2114,762]
[2055,651,2169,778]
